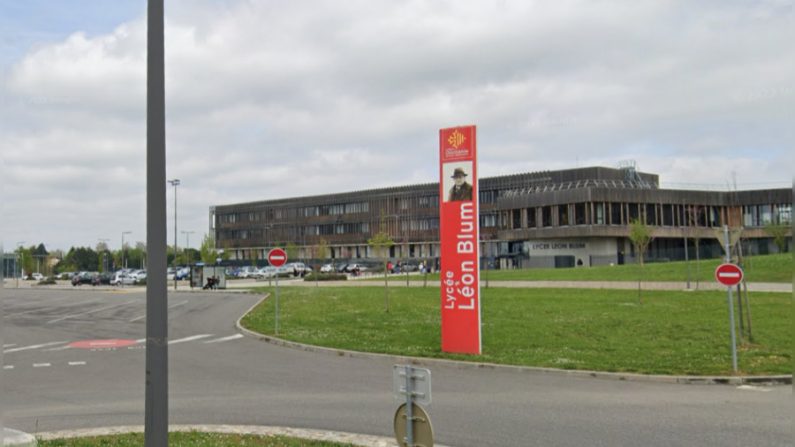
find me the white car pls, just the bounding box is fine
[320,264,335,273]
[31,272,44,281]
[111,273,136,286]
[255,266,278,279]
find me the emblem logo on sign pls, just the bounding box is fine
[447,130,465,148]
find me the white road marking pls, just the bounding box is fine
[4,341,69,354]
[43,345,72,352]
[737,385,772,392]
[3,343,17,348]
[129,300,188,322]
[33,363,52,368]
[204,334,244,344]
[3,365,14,370]
[68,361,87,366]
[6,297,99,318]
[168,334,213,345]
[135,338,147,344]
[47,300,136,324]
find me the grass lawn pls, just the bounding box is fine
[243,286,791,376]
[367,253,793,283]
[38,432,355,447]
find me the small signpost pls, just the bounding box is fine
[268,248,287,335]
[715,263,744,287]
[717,226,741,373]
[393,365,433,447]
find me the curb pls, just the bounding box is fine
[236,295,792,386]
[33,425,441,447]
[3,427,37,446]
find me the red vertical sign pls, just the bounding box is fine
[439,125,481,354]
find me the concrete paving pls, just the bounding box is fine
[4,288,791,447]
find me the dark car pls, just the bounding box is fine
[92,272,113,286]
[71,272,95,286]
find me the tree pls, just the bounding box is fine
[309,238,330,287]
[368,221,394,313]
[629,218,653,304]
[200,233,224,264]
[764,223,791,253]
[286,242,300,261]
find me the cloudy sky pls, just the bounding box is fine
[1,0,792,252]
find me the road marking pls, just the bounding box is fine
[33,363,52,368]
[44,345,72,352]
[737,385,772,392]
[3,343,17,348]
[4,341,69,354]
[204,334,244,344]
[68,361,87,366]
[47,300,136,324]
[3,365,14,370]
[169,334,213,345]
[6,297,99,318]
[129,300,188,322]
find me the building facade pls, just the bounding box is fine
[211,166,792,268]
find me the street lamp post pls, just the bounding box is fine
[168,178,180,290]
[181,230,194,265]
[122,231,132,269]
[16,241,25,288]
[98,238,110,272]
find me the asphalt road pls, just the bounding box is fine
[3,288,791,447]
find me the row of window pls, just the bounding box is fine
[505,202,792,229]
[743,204,791,227]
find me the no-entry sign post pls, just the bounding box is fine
[268,248,287,335]
[718,226,740,373]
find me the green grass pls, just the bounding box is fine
[243,286,791,376]
[367,253,793,283]
[38,432,355,447]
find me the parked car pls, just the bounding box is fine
[255,266,278,279]
[175,267,191,280]
[71,272,95,286]
[320,264,335,273]
[286,262,311,277]
[31,272,44,281]
[92,272,113,286]
[110,272,136,286]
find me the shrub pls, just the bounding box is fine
[304,273,347,281]
[37,278,57,285]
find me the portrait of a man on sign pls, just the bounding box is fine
[444,164,473,202]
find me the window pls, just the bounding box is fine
[594,203,604,225]
[558,205,569,226]
[610,203,622,225]
[662,204,673,226]
[777,204,792,224]
[479,190,496,204]
[480,214,498,228]
[527,207,537,228]
[542,206,552,227]
[513,210,522,229]
[627,203,639,222]
[574,203,586,225]
[646,204,656,226]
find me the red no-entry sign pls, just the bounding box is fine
[715,263,743,287]
[267,248,288,267]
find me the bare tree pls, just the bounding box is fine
[629,218,653,304]
[368,216,394,312]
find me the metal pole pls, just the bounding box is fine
[723,225,738,373]
[404,364,414,447]
[275,274,280,335]
[145,0,168,445]
[168,179,180,290]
